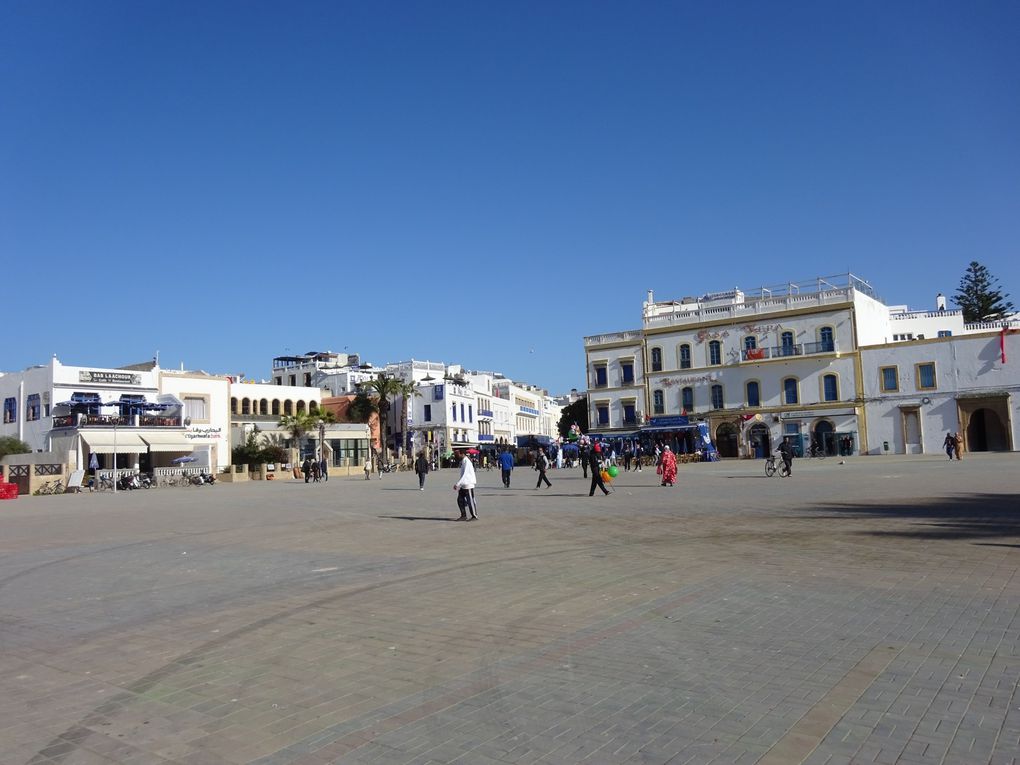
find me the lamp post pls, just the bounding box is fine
[421,373,436,471]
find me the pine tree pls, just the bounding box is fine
[953,261,1014,323]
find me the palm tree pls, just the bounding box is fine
[361,373,406,465]
[279,412,315,460]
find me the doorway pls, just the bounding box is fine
[715,422,739,458]
[899,407,922,454]
[813,420,835,455]
[965,407,1008,451]
[748,423,771,458]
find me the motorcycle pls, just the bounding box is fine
[190,471,216,485]
[118,474,150,490]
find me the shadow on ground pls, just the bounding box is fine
[794,493,1020,543]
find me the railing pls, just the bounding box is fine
[583,330,644,347]
[478,434,494,441]
[518,406,540,416]
[742,341,834,361]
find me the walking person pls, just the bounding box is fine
[778,439,794,476]
[534,449,552,489]
[943,431,955,460]
[588,443,611,496]
[635,443,643,471]
[301,457,312,483]
[310,460,321,482]
[453,449,478,521]
[659,445,678,487]
[953,432,963,461]
[414,451,429,490]
[319,456,328,481]
[623,446,632,472]
[498,448,514,488]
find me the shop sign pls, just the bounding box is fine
[79,370,141,385]
[186,426,223,439]
[780,409,855,419]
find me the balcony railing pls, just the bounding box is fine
[741,341,835,362]
[478,409,494,418]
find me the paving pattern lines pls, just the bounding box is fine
[10,529,738,765]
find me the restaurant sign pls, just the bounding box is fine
[79,370,141,385]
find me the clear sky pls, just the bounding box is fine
[3,1,1018,393]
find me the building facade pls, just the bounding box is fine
[584,275,1020,458]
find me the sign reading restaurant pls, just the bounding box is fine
[78,370,142,385]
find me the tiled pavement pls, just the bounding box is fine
[0,454,1017,765]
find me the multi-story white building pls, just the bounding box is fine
[861,329,1019,455]
[584,274,1020,458]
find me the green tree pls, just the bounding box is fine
[347,392,377,423]
[954,261,1014,323]
[361,373,405,462]
[279,412,316,457]
[0,435,31,461]
[557,396,588,438]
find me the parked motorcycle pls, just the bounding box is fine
[190,471,216,485]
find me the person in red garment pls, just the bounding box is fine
[659,445,678,487]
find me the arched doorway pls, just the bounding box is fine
[715,422,739,458]
[813,420,835,455]
[966,407,1008,452]
[748,423,771,458]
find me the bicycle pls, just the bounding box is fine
[35,479,64,495]
[764,455,791,477]
[805,442,827,460]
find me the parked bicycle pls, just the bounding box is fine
[35,479,65,495]
[764,455,791,477]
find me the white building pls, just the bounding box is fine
[584,274,1020,458]
[861,329,1019,455]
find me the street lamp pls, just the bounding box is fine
[420,373,436,470]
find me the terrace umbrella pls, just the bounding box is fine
[172,455,198,464]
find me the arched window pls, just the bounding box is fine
[746,380,760,407]
[679,344,692,369]
[283,400,293,416]
[681,387,694,413]
[823,374,838,402]
[711,384,724,410]
[819,326,834,352]
[259,399,269,415]
[783,377,799,404]
[241,398,251,415]
[230,397,238,415]
[272,399,281,416]
[653,389,664,414]
[781,331,795,356]
[650,347,662,372]
[296,401,306,414]
[708,340,722,365]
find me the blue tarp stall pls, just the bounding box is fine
[639,419,717,460]
[516,435,553,448]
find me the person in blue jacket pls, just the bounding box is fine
[498,448,515,488]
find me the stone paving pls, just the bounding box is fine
[0,453,1018,765]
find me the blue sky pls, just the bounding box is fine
[3,1,1018,393]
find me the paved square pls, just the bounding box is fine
[1,454,1018,765]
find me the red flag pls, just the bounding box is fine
[1003,326,1008,364]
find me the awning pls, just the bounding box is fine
[139,431,195,452]
[81,431,148,453]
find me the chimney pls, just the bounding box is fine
[936,293,946,312]
[646,289,654,304]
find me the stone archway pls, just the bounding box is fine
[813,420,835,455]
[965,407,1008,452]
[958,395,1012,452]
[715,422,739,458]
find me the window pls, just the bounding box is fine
[681,387,694,413]
[938,330,952,338]
[289,374,296,386]
[597,405,609,426]
[708,340,722,365]
[594,364,607,387]
[744,336,757,350]
[27,394,41,421]
[819,326,834,352]
[822,374,838,402]
[3,397,16,424]
[781,331,795,355]
[679,344,692,369]
[653,389,664,415]
[623,402,636,424]
[460,403,465,421]
[468,405,473,423]
[746,381,760,407]
[184,396,208,422]
[916,363,937,390]
[783,378,799,404]
[424,404,432,422]
[621,361,634,385]
[651,347,662,372]
[711,384,724,410]
[451,403,457,421]
[880,366,899,392]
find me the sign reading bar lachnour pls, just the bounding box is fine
[78,370,142,385]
